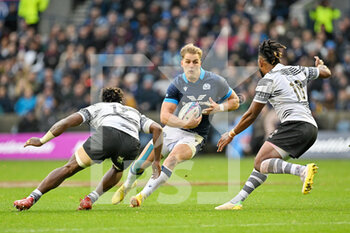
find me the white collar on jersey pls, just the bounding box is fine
[270,63,285,72]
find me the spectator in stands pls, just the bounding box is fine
[0,86,13,113]
[4,3,18,33]
[0,0,348,138]
[18,0,50,32]
[44,41,60,70]
[57,74,74,112]
[14,87,36,116]
[309,0,341,39]
[135,74,161,111]
[71,82,89,110]
[17,111,39,132]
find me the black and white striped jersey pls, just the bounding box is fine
[78,102,154,140]
[254,63,319,127]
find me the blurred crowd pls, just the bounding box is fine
[0,0,349,136]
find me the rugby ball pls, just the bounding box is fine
[178,102,201,120]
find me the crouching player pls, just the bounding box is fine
[13,87,163,211]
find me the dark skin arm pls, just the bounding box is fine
[217,101,266,152]
[314,56,331,79]
[149,122,163,179]
[24,113,83,147]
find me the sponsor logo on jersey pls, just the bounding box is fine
[184,94,208,106]
[183,86,188,91]
[187,95,206,102]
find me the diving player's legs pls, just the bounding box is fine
[14,151,88,211]
[79,166,123,210]
[37,154,85,193]
[130,143,193,207]
[111,140,155,204]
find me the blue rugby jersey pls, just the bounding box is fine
[164,68,233,140]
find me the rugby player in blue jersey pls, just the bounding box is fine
[108,43,240,207]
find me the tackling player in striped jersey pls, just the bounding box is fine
[216,39,331,210]
[13,87,163,211]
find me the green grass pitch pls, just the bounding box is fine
[1,156,350,233]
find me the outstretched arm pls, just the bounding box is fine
[24,113,83,147]
[217,101,265,152]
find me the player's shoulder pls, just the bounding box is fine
[172,73,184,83]
[258,76,274,86]
[121,103,141,115]
[170,73,186,88]
[204,70,226,82]
[274,64,304,77]
[85,102,104,109]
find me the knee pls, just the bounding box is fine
[130,161,145,175]
[254,157,263,171]
[164,155,178,168]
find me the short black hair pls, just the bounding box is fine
[259,39,286,65]
[101,87,124,103]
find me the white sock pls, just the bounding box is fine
[140,165,172,199]
[29,189,42,203]
[87,191,100,203]
[124,169,137,189]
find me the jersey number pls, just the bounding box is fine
[290,80,306,101]
[112,105,127,114]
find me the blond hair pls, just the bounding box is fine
[180,43,203,59]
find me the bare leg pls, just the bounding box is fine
[95,166,123,195]
[14,154,85,210]
[83,166,123,205]
[38,154,84,194]
[111,141,156,205]
[162,143,192,170]
[254,141,282,171]
[139,144,192,199]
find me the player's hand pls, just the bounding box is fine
[202,97,219,115]
[183,115,202,129]
[314,56,324,67]
[24,137,43,147]
[216,132,233,152]
[151,160,161,179]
